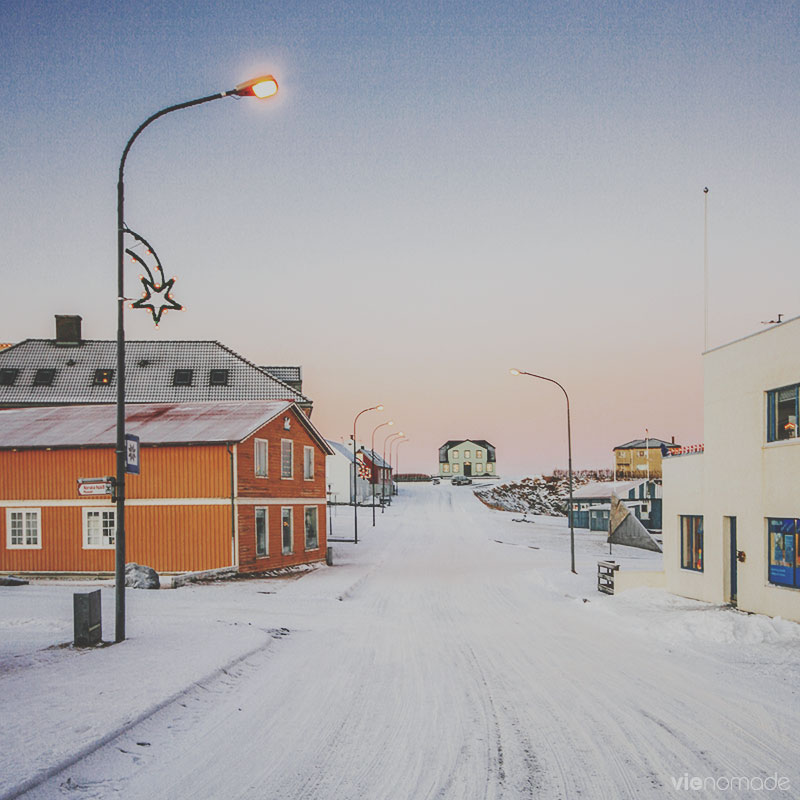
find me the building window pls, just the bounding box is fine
[281,507,293,554]
[768,518,799,588]
[487,464,493,472]
[254,438,268,477]
[442,464,450,473]
[255,507,268,557]
[474,463,483,472]
[451,450,460,459]
[6,509,41,549]
[452,464,460,473]
[464,449,471,459]
[304,506,319,550]
[767,384,800,441]
[33,368,56,386]
[281,440,293,478]
[0,368,20,386]
[680,515,703,571]
[304,446,314,480]
[93,369,114,386]
[172,369,193,386]
[83,509,116,549]
[209,369,229,386]
[476,451,483,459]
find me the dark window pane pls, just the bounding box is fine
[209,369,229,386]
[33,368,56,386]
[0,368,20,386]
[172,369,193,386]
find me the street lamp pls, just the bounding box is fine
[352,404,383,543]
[510,368,577,574]
[393,437,409,496]
[114,75,279,643]
[382,431,404,509]
[370,420,393,525]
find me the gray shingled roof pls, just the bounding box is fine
[261,366,302,384]
[438,439,496,463]
[0,340,310,407]
[0,401,333,451]
[360,447,391,469]
[614,438,677,450]
[326,440,356,462]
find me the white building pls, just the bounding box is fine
[438,439,497,479]
[325,440,371,505]
[662,317,800,623]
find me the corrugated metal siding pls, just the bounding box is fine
[1,505,231,573]
[0,446,229,500]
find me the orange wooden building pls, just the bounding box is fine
[0,401,333,575]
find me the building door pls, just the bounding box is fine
[728,517,738,605]
[464,462,472,477]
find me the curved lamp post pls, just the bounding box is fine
[510,368,576,574]
[114,75,279,643]
[352,404,383,543]
[370,420,393,525]
[393,437,409,496]
[382,431,404,509]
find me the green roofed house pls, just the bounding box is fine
[439,440,496,479]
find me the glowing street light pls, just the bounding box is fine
[113,75,279,643]
[370,420,394,526]
[351,404,383,543]
[383,431,404,509]
[510,368,576,574]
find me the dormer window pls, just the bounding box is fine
[172,369,193,386]
[0,368,20,386]
[209,369,229,386]
[33,368,56,386]
[93,369,114,386]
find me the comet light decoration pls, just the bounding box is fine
[125,228,183,326]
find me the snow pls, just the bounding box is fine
[2,483,800,799]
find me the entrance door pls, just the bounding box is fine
[464,462,472,477]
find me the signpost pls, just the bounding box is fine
[77,477,116,497]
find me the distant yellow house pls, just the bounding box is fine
[438,439,497,478]
[613,437,678,480]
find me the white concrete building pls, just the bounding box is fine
[662,317,800,623]
[325,440,371,505]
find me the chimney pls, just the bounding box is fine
[54,315,83,346]
[671,435,675,444]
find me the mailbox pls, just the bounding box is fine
[73,590,102,647]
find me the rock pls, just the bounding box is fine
[125,562,160,589]
[0,576,28,586]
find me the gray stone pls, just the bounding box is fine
[125,562,160,589]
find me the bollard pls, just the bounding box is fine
[74,589,102,646]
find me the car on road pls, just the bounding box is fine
[451,475,472,485]
[432,477,441,485]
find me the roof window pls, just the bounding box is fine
[0,368,20,386]
[209,369,229,386]
[93,369,114,386]
[172,369,194,386]
[33,368,56,386]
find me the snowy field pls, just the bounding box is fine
[2,483,800,799]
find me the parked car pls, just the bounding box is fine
[432,477,440,485]
[452,475,473,485]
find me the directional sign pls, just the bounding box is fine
[77,478,115,496]
[125,434,140,475]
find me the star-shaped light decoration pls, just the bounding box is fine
[124,228,184,326]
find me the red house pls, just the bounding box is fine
[0,401,333,576]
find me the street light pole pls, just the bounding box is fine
[510,368,577,574]
[352,404,383,543]
[114,76,278,643]
[382,431,403,510]
[370,420,393,526]
[394,437,409,496]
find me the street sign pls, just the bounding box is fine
[77,477,115,497]
[125,433,140,475]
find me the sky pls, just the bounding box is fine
[2,0,799,476]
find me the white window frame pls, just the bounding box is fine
[487,463,494,472]
[453,463,460,473]
[281,507,293,554]
[304,505,319,551]
[303,446,315,480]
[254,438,268,478]
[6,508,41,549]
[451,450,460,459]
[255,506,268,558]
[83,508,116,549]
[465,449,471,459]
[281,439,294,479]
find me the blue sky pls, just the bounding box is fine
[2,1,799,474]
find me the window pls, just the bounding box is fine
[304,506,319,550]
[93,369,114,386]
[476,451,483,459]
[33,368,56,386]
[767,384,800,441]
[452,464,460,473]
[6,509,41,548]
[464,449,471,459]
[254,438,268,477]
[474,463,483,472]
[768,518,799,588]
[304,446,314,480]
[487,464,493,472]
[0,368,19,386]
[209,369,229,386]
[281,440,293,478]
[281,507,293,554]
[255,507,268,557]
[442,464,450,473]
[172,369,193,386]
[451,450,460,459]
[83,508,115,548]
[680,515,703,571]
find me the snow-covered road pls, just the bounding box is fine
[10,483,800,799]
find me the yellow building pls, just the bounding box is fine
[613,437,678,480]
